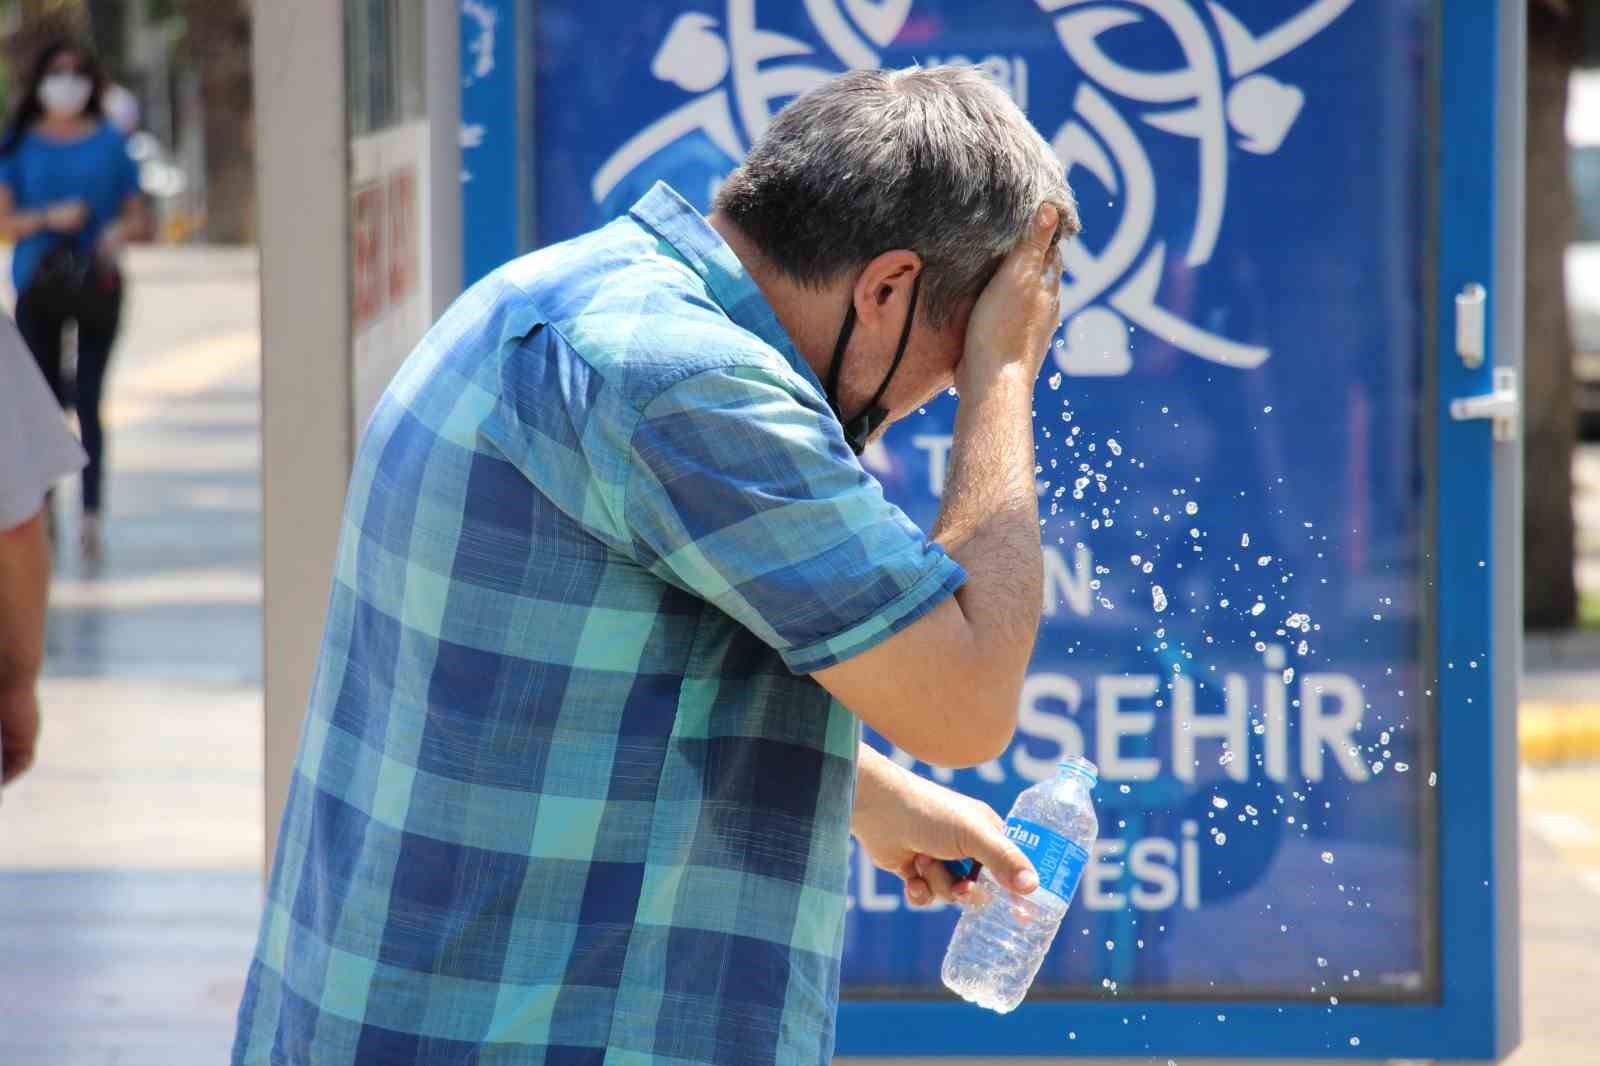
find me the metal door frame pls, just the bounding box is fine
[473,1,1526,1058]
[831,0,1523,1057]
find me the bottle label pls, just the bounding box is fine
[1004,817,1089,905]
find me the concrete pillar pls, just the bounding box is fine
[253,0,350,871]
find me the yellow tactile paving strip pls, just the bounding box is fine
[1521,701,1600,767]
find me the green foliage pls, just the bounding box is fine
[1581,588,1600,629]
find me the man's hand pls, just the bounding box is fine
[852,744,1037,907]
[0,509,51,785]
[0,682,40,784]
[956,202,1064,396]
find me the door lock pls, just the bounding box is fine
[1449,366,1518,442]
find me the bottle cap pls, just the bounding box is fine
[1059,755,1099,786]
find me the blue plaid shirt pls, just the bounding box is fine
[234,183,965,1066]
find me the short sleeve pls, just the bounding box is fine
[0,149,18,198]
[626,363,965,674]
[0,315,86,530]
[114,135,140,202]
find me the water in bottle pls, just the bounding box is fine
[941,756,1099,1013]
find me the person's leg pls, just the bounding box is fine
[14,289,65,405]
[74,297,123,552]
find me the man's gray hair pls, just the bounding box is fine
[714,66,1078,328]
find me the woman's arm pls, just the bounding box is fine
[98,191,152,254]
[0,184,87,243]
[0,185,44,242]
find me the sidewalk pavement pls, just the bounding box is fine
[1520,628,1600,765]
[0,245,1596,1064]
[0,246,262,1065]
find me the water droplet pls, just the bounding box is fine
[1219,750,1236,766]
[1141,561,1154,574]
[1120,784,1131,794]
[1321,851,1335,864]
[1317,957,1328,968]
[1184,501,1198,515]
[1214,832,1227,845]
[1263,405,1273,413]
[1250,602,1267,616]
[1244,804,1258,817]
[1428,771,1438,787]
[1240,532,1251,548]
[1107,437,1122,456]
[1256,555,1273,567]
[1212,795,1229,810]
[1394,762,1410,773]
[1048,371,1063,390]
[1152,585,1168,612]
[1349,1037,1361,1047]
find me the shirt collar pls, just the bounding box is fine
[628,182,823,396]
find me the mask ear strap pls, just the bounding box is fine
[860,273,921,416]
[824,303,857,418]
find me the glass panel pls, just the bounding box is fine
[345,0,426,138]
[531,0,1437,1003]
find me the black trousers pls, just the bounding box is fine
[16,281,123,514]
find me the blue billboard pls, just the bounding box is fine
[476,0,1520,1058]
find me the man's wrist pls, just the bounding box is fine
[955,360,1035,405]
[852,744,907,828]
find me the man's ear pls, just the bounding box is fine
[852,249,922,327]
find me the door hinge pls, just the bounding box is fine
[1448,366,1518,442]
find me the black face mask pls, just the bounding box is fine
[824,273,921,456]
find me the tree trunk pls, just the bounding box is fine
[176,0,253,243]
[1523,2,1580,629]
[6,2,88,99]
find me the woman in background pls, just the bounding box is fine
[0,38,148,558]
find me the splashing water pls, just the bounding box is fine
[1152,585,1168,612]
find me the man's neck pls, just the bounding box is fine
[706,211,846,386]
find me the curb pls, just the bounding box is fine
[1520,701,1600,767]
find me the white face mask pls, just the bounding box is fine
[38,73,92,119]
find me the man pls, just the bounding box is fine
[0,314,86,789]
[235,66,1078,1066]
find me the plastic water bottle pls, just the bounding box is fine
[941,756,1099,1013]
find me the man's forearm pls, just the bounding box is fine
[851,742,904,827]
[931,367,1043,686]
[0,511,50,692]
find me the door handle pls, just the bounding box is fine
[1449,366,1518,442]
